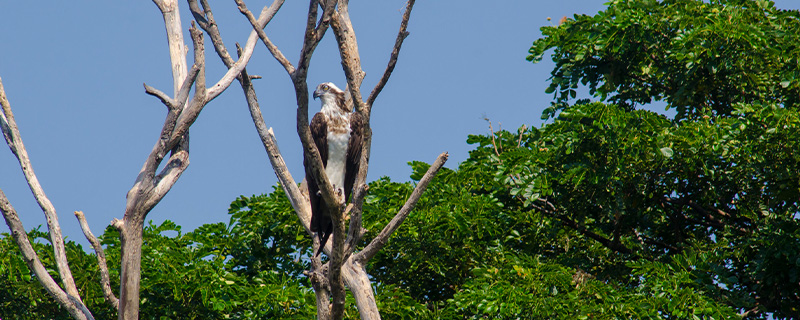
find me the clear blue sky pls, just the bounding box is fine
[0,1,794,248]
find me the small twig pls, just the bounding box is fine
[74,211,119,310]
[356,152,448,264]
[484,117,502,158]
[367,0,415,107]
[143,84,175,109]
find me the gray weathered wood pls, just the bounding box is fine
[75,211,119,310]
[0,77,94,320]
[116,0,262,318]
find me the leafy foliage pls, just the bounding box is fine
[0,191,318,320]
[4,107,797,318]
[529,0,800,119]
[0,227,116,319]
[487,102,800,318]
[2,1,799,319]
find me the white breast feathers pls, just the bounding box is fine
[326,129,350,194]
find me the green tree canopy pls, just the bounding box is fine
[529,0,800,119]
[488,101,799,318]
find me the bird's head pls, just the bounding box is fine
[313,82,347,110]
[313,82,343,99]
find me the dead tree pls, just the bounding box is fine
[1,1,445,319]
[211,0,447,318]
[1,0,262,318]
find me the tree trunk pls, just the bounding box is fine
[117,218,145,320]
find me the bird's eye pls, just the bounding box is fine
[321,84,329,90]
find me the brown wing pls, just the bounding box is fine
[344,112,364,202]
[306,113,330,244]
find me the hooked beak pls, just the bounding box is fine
[313,90,321,100]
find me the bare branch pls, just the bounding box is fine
[167,25,208,148]
[75,211,119,310]
[277,3,354,318]
[295,0,340,217]
[367,0,415,107]
[132,44,202,216]
[235,48,312,232]
[0,189,93,320]
[188,0,230,66]
[176,64,202,109]
[155,0,188,96]
[190,22,206,98]
[163,0,280,151]
[356,152,449,264]
[330,5,367,115]
[146,149,190,210]
[329,8,374,266]
[143,83,175,109]
[235,0,295,75]
[344,183,368,255]
[296,0,336,79]
[229,0,338,250]
[484,117,502,158]
[0,76,85,308]
[307,247,331,319]
[191,0,284,70]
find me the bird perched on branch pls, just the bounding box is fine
[306,82,363,256]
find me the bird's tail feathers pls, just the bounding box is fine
[315,224,333,256]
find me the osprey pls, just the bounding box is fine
[306,82,363,255]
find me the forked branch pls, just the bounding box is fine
[234,0,294,75]
[228,1,434,319]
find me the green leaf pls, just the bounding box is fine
[659,147,674,158]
